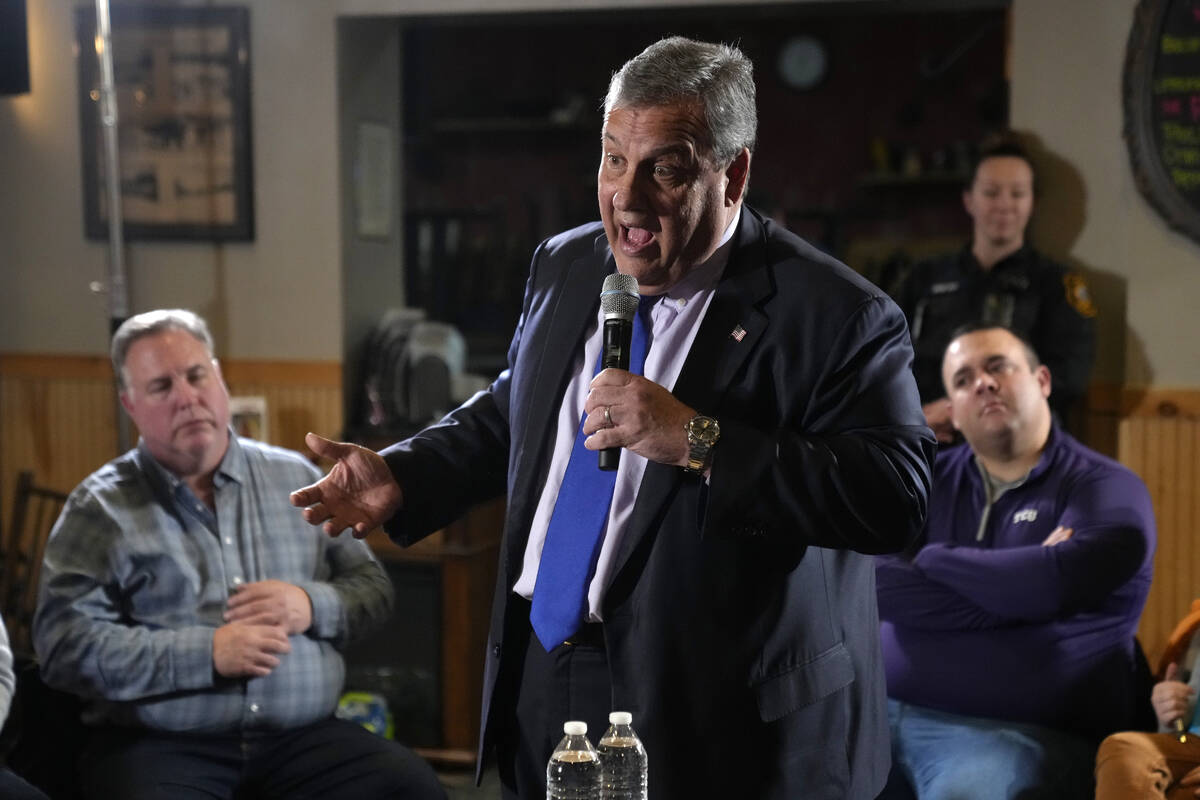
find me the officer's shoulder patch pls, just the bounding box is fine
[1063,272,1097,318]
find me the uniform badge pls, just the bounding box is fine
[1063,273,1097,318]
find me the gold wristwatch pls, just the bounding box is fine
[683,415,720,475]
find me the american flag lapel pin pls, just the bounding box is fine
[730,324,747,342]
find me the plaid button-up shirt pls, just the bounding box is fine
[33,434,393,733]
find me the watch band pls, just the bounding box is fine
[684,445,712,474]
[684,415,720,475]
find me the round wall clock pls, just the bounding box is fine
[777,35,828,91]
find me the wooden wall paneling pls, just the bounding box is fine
[1133,417,1167,667]
[0,369,118,532]
[1162,416,1200,666]
[0,354,515,755]
[1125,412,1200,670]
[222,381,343,457]
[1179,417,1199,663]
[220,359,343,455]
[1128,417,1160,666]
[8,357,1200,735]
[1,355,341,538]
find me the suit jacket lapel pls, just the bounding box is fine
[607,208,776,585]
[504,234,614,577]
[672,209,774,411]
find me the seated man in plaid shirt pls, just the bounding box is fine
[33,309,444,800]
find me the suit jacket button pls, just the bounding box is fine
[492,644,502,657]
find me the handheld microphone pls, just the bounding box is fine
[598,273,639,471]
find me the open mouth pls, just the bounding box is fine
[620,225,656,255]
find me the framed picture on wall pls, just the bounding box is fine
[75,5,254,240]
[229,396,268,442]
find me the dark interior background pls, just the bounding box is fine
[400,2,1008,375]
[364,2,1009,748]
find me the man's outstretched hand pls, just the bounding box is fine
[290,432,404,538]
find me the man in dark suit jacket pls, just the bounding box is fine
[292,37,934,799]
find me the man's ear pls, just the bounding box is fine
[725,148,751,206]
[211,357,232,390]
[119,391,133,415]
[1035,364,1052,399]
[948,400,962,432]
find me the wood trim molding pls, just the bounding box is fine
[1119,387,1200,419]
[219,359,341,387]
[1089,383,1200,419]
[0,353,341,387]
[0,353,112,380]
[4,355,1191,416]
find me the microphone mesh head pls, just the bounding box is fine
[601,273,640,321]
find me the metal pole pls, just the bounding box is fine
[94,0,132,452]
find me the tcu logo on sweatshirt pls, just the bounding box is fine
[1012,508,1038,524]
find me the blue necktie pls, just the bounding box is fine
[530,296,653,650]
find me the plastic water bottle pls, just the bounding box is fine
[546,720,601,800]
[598,711,647,800]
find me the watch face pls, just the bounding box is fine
[688,416,720,444]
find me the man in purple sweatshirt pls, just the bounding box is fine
[876,324,1156,800]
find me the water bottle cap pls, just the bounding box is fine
[563,720,587,735]
[609,711,633,725]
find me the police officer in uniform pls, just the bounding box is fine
[890,134,1096,442]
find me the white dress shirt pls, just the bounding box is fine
[513,209,740,620]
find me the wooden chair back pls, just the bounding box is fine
[1,471,68,656]
[1156,599,1200,679]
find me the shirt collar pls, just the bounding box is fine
[971,420,1060,490]
[136,428,245,496]
[1024,421,1061,482]
[974,456,1029,503]
[654,206,740,313]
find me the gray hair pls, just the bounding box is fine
[111,309,214,389]
[603,37,757,166]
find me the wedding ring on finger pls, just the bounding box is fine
[604,405,614,428]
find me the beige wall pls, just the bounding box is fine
[0,0,800,363]
[4,0,1198,387]
[0,0,343,361]
[1012,0,1200,388]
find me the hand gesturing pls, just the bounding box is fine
[290,432,404,538]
